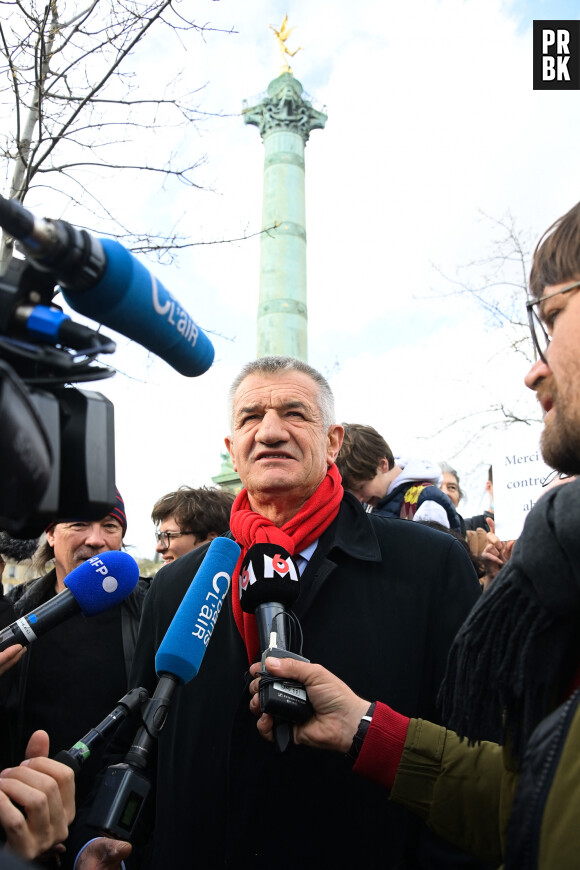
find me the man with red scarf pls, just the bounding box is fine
[76,357,483,870]
[248,203,580,870]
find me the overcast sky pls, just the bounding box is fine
[6,0,580,558]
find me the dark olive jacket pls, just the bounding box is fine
[391,688,580,869]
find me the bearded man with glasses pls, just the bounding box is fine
[526,272,580,476]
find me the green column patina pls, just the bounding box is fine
[243,73,327,361]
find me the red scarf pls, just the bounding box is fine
[230,463,343,662]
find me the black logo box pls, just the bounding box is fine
[533,20,580,90]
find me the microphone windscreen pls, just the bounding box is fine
[239,543,301,614]
[155,537,241,683]
[65,551,140,615]
[62,239,215,377]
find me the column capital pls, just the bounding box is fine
[243,73,327,144]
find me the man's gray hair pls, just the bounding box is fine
[228,356,336,433]
[439,461,464,503]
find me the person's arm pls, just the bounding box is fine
[249,655,410,789]
[481,519,515,589]
[249,656,506,866]
[249,656,371,752]
[0,578,23,676]
[0,729,75,861]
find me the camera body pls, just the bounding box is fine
[0,251,116,537]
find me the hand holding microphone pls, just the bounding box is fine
[240,543,313,751]
[0,644,26,676]
[0,729,76,862]
[249,657,372,754]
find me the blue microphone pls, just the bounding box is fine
[0,550,140,651]
[155,536,241,682]
[124,535,239,764]
[0,195,214,377]
[60,238,214,377]
[88,537,240,840]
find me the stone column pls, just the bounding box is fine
[243,73,327,361]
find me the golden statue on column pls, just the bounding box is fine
[269,14,302,74]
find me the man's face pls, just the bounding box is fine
[525,281,580,474]
[440,472,460,507]
[46,517,123,584]
[225,371,343,509]
[348,458,391,508]
[155,516,212,565]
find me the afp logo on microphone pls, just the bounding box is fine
[533,21,580,89]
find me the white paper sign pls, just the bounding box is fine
[492,427,554,541]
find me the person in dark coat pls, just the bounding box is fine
[1,490,150,805]
[75,357,483,870]
[337,423,461,531]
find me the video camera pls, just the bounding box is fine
[0,195,214,538]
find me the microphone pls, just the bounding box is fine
[0,195,214,377]
[240,543,313,751]
[125,535,241,767]
[87,536,240,840]
[0,550,140,652]
[154,535,241,681]
[54,686,149,776]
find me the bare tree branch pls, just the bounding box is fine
[418,211,541,440]
[129,222,281,255]
[0,0,239,270]
[427,210,535,353]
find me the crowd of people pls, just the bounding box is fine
[0,201,578,869]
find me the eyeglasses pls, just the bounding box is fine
[526,280,580,364]
[155,530,196,548]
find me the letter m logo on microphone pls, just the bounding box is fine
[264,553,299,581]
[240,562,256,592]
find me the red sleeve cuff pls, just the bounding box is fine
[352,701,410,789]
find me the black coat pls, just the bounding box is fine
[0,570,151,798]
[99,494,483,869]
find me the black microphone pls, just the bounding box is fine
[0,551,139,652]
[240,543,313,751]
[87,538,241,840]
[54,687,149,776]
[0,194,214,377]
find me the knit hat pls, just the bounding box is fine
[45,487,127,537]
[109,488,127,536]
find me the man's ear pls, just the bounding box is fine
[327,424,344,464]
[224,436,237,472]
[46,527,56,548]
[379,457,390,473]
